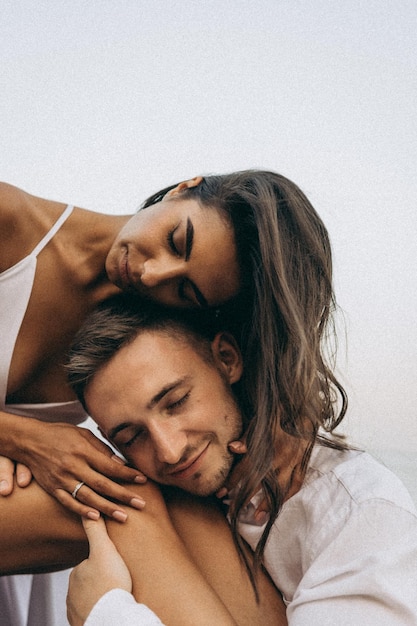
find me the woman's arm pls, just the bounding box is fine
[0,411,146,521]
[0,478,87,574]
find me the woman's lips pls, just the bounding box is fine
[118,248,137,291]
[118,249,129,287]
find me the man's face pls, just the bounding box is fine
[85,329,244,496]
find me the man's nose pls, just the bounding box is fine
[140,259,184,288]
[150,422,187,465]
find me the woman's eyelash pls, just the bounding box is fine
[167,226,180,256]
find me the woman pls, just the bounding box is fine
[0,170,344,624]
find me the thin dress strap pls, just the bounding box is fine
[31,204,74,257]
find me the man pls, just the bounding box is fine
[2,297,416,625]
[0,297,286,626]
[65,296,417,626]
[68,300,246,500]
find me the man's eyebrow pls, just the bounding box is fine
[147,380,184,409]
[185,217,193,261]
[109,422,131,440]
[108,378,192,440]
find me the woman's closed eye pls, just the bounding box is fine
[167,225,182,257]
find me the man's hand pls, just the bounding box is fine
[67,516,132,626]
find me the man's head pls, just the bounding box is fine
[68,296,244,496]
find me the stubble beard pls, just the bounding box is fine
[183,448,235,497]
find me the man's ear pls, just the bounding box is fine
[211,332,243,384]
[166,176,203,197]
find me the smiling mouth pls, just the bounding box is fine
[168,444,210,480]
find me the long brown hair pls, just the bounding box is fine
[143,170,348,578]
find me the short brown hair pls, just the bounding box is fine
[67,295,220,411]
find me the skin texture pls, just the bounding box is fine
[86,331,244,497]
[105,184,240,308]
[0,178,239,519]
[0,326,287,624]
[68,328,289,624]
[0,480,287,626]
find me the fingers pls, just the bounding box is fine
[78,473,147,512]
[99,455,147,485]
[80,430,147,484]
[11,425,147,521]
[16,463,33,488]
[0,456,15,495]
[81,516,112,555]
[254,505,269,525]
[215,438,248,499]
[55,477,147,523]
[228,440,247,454]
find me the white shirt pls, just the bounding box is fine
[239,446,417,625]
[85,446,417,625]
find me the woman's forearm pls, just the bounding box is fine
[0,480,87,574]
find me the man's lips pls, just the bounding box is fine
[168,443,210,480]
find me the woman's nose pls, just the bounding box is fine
[151,423,187,465]
[140,259,184,288]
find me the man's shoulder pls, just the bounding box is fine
[303,445,416,515]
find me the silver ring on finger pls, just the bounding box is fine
[71,481,85,499]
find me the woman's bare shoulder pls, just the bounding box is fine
[0,183,50,270]
[0,181,31,216]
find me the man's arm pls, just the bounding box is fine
[105,485,287,626]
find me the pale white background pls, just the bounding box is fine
[1,0,416,500]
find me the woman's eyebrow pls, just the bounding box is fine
[185,218,193,261]
[183,217,208,307]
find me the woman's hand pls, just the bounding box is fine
[10,419,147,521]
[0,457,32,495]
[67,516,132,626]
[216,438,269,523]
[216,439,248,500]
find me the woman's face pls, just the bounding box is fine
[106,197,240,308]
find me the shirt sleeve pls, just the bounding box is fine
[84,589,165,626]
[287,500,417,626]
